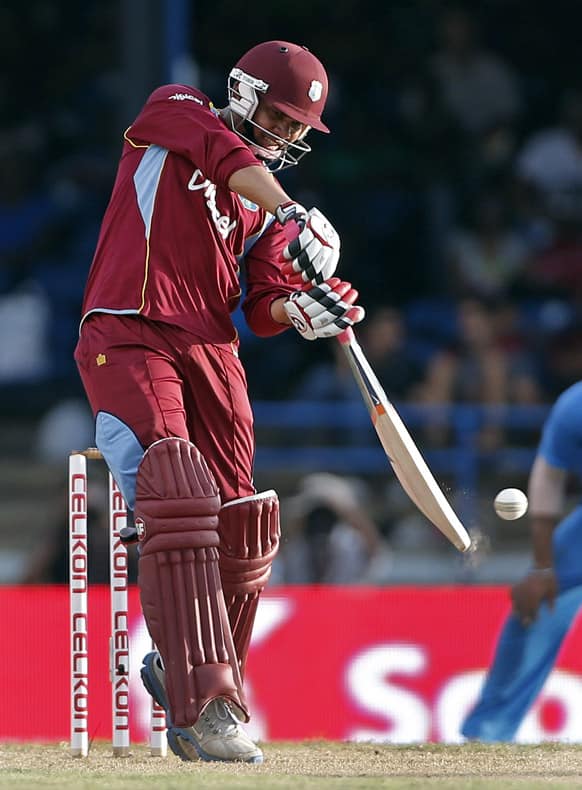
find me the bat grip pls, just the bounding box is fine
[337,327,355,345]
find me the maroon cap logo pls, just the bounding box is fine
[308,80,323,102]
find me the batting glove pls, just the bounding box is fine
[283,277,365,341]
[276,203,340,286]
[275,200,307,227]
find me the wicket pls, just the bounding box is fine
[68,448,167,758]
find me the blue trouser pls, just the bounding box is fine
[461,505,582,742]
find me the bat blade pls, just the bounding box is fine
[338,328,472,553]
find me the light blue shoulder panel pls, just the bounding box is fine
[133,145,168,237]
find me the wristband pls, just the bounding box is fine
[275,201,306,226]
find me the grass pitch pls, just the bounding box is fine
[2,741,582,789]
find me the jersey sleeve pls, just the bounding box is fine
[241,220,296,337]
[539,383,582,470]
[126,84,260,187]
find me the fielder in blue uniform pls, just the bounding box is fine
[462,381,582,741]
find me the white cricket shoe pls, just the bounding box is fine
[141,651,263,763]
[176,697,263,763]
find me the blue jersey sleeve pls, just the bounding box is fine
[539,382,582,473]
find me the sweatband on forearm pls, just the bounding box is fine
[528,455,567,517]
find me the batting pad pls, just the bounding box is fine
[135,437,247,726]
[219,490,280,676]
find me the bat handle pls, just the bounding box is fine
[337,327,355,346]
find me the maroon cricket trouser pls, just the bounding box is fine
[74,313,255,501]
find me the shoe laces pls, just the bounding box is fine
[200,699,239,737]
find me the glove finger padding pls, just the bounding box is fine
[286,235,336,285]
[281,208,340,285]
[284,279,365,340]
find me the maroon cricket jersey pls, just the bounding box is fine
[81,84,295,343]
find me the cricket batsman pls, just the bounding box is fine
[74,40,365,762]
[462,381,582,741]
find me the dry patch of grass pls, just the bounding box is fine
[1,741,582,789]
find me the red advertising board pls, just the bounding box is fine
[2,585,582,744]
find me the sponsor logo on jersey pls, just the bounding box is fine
[238,195,259,212]
[188,168,237,239]
[169,92,203,104]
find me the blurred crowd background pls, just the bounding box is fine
[2,0,582,586]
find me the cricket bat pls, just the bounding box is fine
[337,328,472,552]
